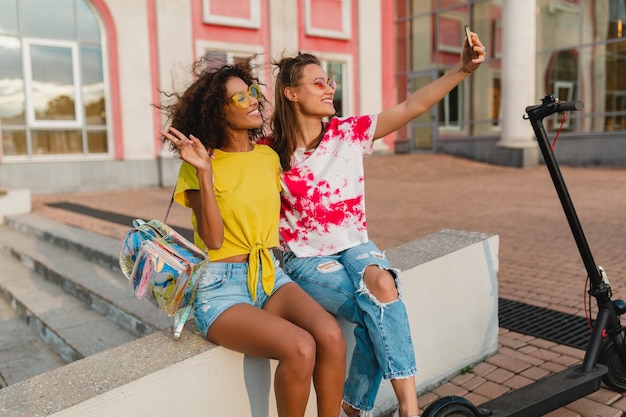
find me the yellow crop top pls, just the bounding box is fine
[173,144,282,300]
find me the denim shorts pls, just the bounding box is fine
[193,253,292,337]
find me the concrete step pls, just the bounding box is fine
[0,251,136,363]
[0,216,173,337]
[0,292,66,388]
[4,213,121,271]
[0,214,181,388]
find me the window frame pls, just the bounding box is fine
[22,37,84,129]
[195,40,265,81]
[553,80,575,129]
[438,70,463,131]
[491,74,502,129]
[317,52,352,117]
[436,13,465,55]
[548,0,582,14]
[202,0,261,29]
[304,0,351,40]
[1,0,110,162]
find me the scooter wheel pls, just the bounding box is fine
[599,341,626,392]
[421,396,482,417]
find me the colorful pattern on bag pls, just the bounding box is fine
[119,219,208,338]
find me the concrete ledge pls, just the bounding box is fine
[383,229,499,408]
[486,145,539,168]
[0,189,31,224]
[0,229,499,417]
[0,161,160,195]
[0,321,211,417]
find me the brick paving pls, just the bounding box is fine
[31,153,626,416]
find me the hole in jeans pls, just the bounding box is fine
[316,260,344,273]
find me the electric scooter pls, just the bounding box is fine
[421,94,626,417]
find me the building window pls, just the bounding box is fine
[202,0,261,29]
[491,20,503,59]
[304,0,351,40]
[200,47,265,82]
[25,40,83,126]
[322,60,345,117]
[605,38,626,131]
[438,71,462,129]
[608,0,625,39]
[548,50,578,130]
[0,0,108,159]
[437,13,465,55]
[492,77,501,127]
[548,0,581,14]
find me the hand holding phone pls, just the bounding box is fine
[464,25,478,59]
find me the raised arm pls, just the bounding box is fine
[161,127,224,249]
[374,30,486,140]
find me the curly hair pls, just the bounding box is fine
[270,52,324,171]
[158,54,267,157]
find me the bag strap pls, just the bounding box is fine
[166,189,193,340]
[173,305,192,339]
[164,190,175,223]
[166,172,211,222]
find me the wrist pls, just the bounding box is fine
[455,61,473,75]
[196,165,214,179]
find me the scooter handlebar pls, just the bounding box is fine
[525,95,584,120]
[556,100,584,112]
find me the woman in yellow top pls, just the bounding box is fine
[159,56,346,417]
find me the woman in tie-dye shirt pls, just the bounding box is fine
[270,30,485,417]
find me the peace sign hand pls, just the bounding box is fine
[161,127,214,171]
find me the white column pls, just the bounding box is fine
[156,0,194,158]
[358,0,382,116]
[107,0,157,159]
[358,0,387,152]
[498,0,537,148]
[268,0,299,57]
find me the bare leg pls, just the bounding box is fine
[341,402,361,417]
[207,303,317,417]
[265,283,346,417]
[390,376,419,417]
[363,266,419,417]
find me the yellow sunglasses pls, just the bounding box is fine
[226,83,263,109]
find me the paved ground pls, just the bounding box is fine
[31,153,626,416]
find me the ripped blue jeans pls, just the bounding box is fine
[282,240,417,412]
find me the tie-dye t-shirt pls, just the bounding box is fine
[279,114,377,257]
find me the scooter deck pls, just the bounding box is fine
[477,364,607,417]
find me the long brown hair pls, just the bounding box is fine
[270,52,322,171]
[157,55,267,157]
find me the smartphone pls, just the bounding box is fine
[464,25,478,58]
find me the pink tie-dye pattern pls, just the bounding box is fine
[282,170,365,228]
[279,115,376,256]
[340,117,371,144]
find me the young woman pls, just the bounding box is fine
[159,56,346,417]
[270,32,486,417]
